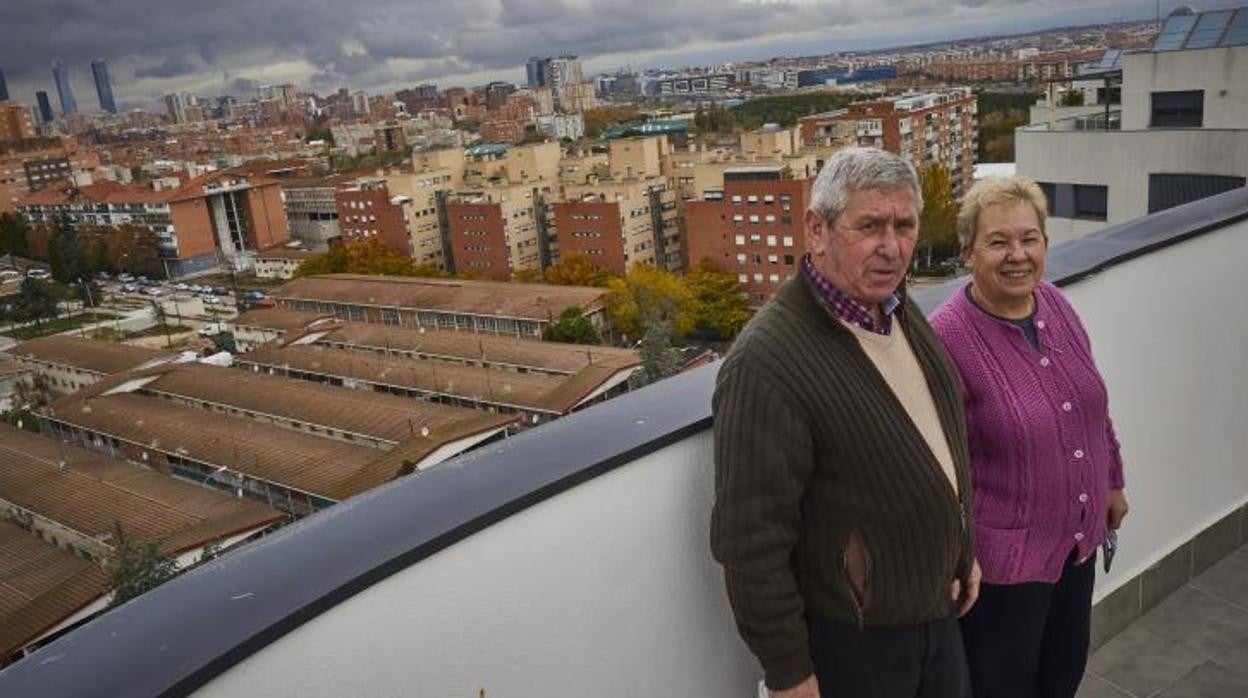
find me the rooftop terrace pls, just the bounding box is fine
[2,187,1247,695]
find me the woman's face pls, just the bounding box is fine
[964,201,1047,308]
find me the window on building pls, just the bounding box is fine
[1037,182,1058,216]
[753,273,764,282]
[782,236,794,247]
[1148,173,1246,214]
[749,233,762,244]
[734,234,745,245]
[736,253,747,264]
[766,235,777,246]
[738,273,749,283]
[749,214,760,224]
[1072,185,1108,221]
[1150,90,1204,128]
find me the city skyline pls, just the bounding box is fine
[1,0,1239,110]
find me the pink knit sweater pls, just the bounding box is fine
[929,281,1124,585]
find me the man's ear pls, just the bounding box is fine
[804,209,827,257]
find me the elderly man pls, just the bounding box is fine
[711,147,980,698]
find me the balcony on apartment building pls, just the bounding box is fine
[3,189,1248,696]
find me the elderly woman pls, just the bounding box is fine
[928,176,1128,698]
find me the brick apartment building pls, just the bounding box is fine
[683,165,811,307]
[0,103,36,143]
[443,183,549,280]
[18,170,289,277]
[552,179,681,275]
[923,50,1102,83]
[799,88,977,196]
[335,180,410,255]
[1,137,101,214]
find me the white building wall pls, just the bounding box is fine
[1060,216,1248,599]
[198,432,761,697]
[1120,47,1248,130]
[1016,129,1248,244]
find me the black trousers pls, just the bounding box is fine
[959,550,1097,698]
[808,615,971,698]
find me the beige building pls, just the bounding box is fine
[384,169,458,268]
[609,137,669,180]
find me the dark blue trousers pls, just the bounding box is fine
[959,550,1097,698]
[808,615,971,697]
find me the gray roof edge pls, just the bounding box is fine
[0,363,718,697]
[912,185,1248,312]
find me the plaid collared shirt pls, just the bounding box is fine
[802,254,901,336]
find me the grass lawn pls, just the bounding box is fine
[3,311,120,340]
[128,323,194,339]
[192,272,287,291]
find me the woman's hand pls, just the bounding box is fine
[1107,489,1129,530]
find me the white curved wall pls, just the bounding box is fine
[197,431,761,697]
[1058,218,1248,598]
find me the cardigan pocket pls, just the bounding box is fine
[841,530,872,628]
[975,525,1028,583]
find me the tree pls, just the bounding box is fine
[104,523,178,607]
[918,163,960,268]
[606,264,697,341]
[685,260,752,341]
[2,372,53,430]
[627,320,682,389]
[294,238,446,278]
[542,306,602,345]
[0,212,31,257]
[10,277,58,326]
[543,253,612,287]
[512,267,543,283]
[48,216,87,284]
[1058,90,1085,107]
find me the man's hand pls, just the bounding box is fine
[770,675,819,698]
[950,559,982,617]
[1107,489,1129,530]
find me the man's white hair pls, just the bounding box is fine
[809,147,923,224]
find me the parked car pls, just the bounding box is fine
[143,286,164,296]
[174,282,190,291]
[212,286,230,296]
[201,295,219,305]
[26,269,51,280]
[95,271,112,281]
[121,283,138,293]
[117,273,135,283]
[244,290,266,301]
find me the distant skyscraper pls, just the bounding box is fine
[0,67,9,101]
[92,59,117,113]
[35,91,53,123]
[526,57,549,88]
[52,59,77,115]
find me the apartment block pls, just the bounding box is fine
[799,88,978,195]
[383,169,457,268]
[19,170,289,277]
[683,165,811,307]
[280,176,347,246]
[444,183,548,279]
[0,103,35,142]
[1017,9,1248,242]
[335,180,410,255]
[555,179,681,274]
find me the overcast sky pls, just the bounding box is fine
[0,0,1237,111]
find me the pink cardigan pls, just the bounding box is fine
[929,281,1124,585]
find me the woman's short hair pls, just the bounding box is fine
[957,175,1048,249]
[810,147,923,224]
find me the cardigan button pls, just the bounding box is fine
[1037,320,1046,329]
[1040,357,1051,367]
[1079,493,1089,503]
[1074,449,1085,459]
[1074,532,1085,541]
[1062,401,1073,412]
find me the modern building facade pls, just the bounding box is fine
[334,179,410,255]
[280,176,345,246]
[1016,8,1248,242]
[0,67,8,102]
[90,59,116,114]
[51,60,76,116]
[34,92,52,124]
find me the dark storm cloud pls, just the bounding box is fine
[0,0,1158,102]
[133,55,198,79]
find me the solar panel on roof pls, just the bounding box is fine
[1184,9,1234,48]
[1222,9,1248,46]
[1153,14,1198,51]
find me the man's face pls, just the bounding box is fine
[804,186,919,306]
